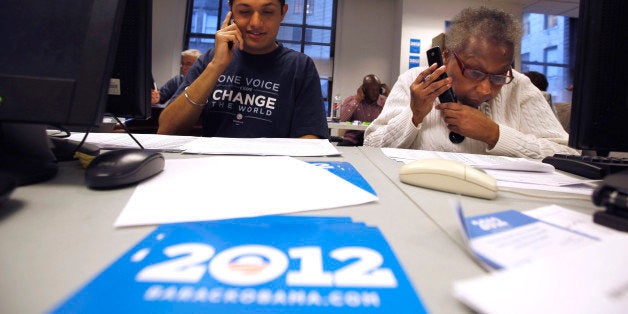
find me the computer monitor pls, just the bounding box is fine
[569,0,628,155]
[0,0,152,185]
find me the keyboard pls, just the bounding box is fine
[542,154,628,179]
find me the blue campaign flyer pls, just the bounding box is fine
[50,216,426,313]
[456,205,599,270]
[308,161,376,195]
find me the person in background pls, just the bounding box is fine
[364,6,577,159]
[151,49,202,106]
[157,0,328,139]
[523,70,557,117]
[337,74,387,146]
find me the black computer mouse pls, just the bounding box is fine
[85,149,165,189]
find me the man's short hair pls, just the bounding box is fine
[229,0,286,6]
[181,49,202,58]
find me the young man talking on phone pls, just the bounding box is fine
[364,7,577,159]
[158,0,329,139]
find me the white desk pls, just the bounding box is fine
[0,147,602,313]
[327,122,369,136]
[359,147,603,246]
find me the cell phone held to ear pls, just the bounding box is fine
[426,46,457,104]
[426,46,465,144]
[227,12,235,50]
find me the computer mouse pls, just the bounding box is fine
[398,158,498,199]
[85,149,165,189]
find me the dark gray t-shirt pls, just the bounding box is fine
[175,44,329,138]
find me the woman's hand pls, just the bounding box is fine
[409,63,453,126]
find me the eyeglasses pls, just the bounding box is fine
[452,52,514,85]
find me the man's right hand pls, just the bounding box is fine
[409,64,453,126]
[212,11,244,69]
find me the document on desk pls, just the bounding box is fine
[114,156,377,227]
[382,148,595,194]
[381,148,555,172]
[68,132,195,152]
[451,204,628,313]
[454,203,603,271]
[182,137,340,156]
[66,134,340,157]
[52,216,427,313]
[452,236,628,314]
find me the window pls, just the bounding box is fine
[521,13,573,103]
[184,0,336,114]
[545,14,558,29]
[520,53,530,72]
[522,14,530,36]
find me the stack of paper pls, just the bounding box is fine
[50,216,428,313]
[454,204,601,270]
[383,148,595,194]
[452,204,628,313]
[67,133,340,156]
[452,237,628,313]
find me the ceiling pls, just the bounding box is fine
[517,0,580,17]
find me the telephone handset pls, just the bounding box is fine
[426,46,457,103]
[426,46,465,144]
[227,11,235,50]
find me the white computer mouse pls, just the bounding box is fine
[398,158,498,199]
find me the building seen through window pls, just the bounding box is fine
[521,13,575,103]
[184,0,336,115]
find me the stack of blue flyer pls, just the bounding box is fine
[50,215,427,313]
[454,203,600,270]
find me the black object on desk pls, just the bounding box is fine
[85,149,165,189]
[50,137,100,161]
[542,154,628,179]
[0,173,16,205]
[592,169,628,231]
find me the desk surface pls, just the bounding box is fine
[0,147,601,313]
[327,122,369,131]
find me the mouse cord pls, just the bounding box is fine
[498,187,592,202]
[112,116,145,150]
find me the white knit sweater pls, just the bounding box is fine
[364,67,579,159]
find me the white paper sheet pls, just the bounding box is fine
[382,147,555,172]
[182,137,340,156]
[524,205,625,240]
[114,156,377,227]
[68,133,195,151]
[453,237,628,314]
[453,203,601,271]
[382,148,596,194]
[67,133,340,157]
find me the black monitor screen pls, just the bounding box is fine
[0,1,123,126]
[569,0,628,154]
[0,0,152,185]
[107,0,152,120]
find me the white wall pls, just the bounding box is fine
[398,0,522,74]
[332,0,400,100]
[152,0,187,87]
[150,0,524,99]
